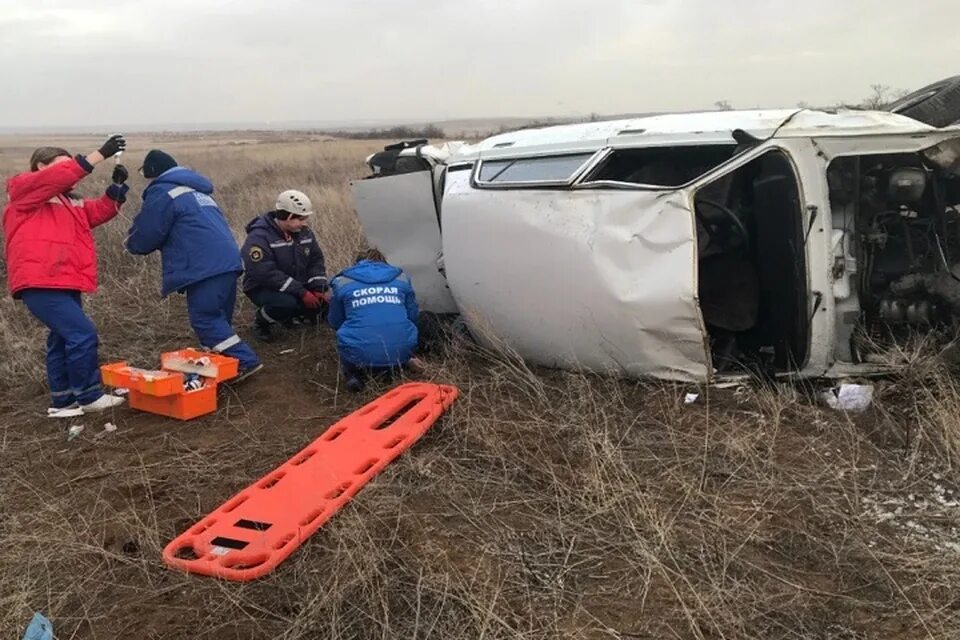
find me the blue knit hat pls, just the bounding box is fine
[141,149,178,178]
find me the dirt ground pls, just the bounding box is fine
[1,135,960,639]
[3,324,959,639]
[0,314,462,639]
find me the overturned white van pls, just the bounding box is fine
[352,107,960,382]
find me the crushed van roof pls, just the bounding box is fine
[436,109,960,162]
[373,110,960,168]
[483,109,939,146]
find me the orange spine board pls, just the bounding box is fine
[162,382,459,581]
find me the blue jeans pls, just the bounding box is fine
[21,289,104,407]
[185,273,260,370]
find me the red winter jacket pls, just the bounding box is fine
[3,157,122,297]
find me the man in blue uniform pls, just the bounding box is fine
[240,190,329,342]
[126,150,262,382]
[328,248,420,392]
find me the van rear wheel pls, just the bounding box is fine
[888,75,960,127]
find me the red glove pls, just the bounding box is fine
[302,291,321,310]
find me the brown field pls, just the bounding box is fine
[1,134,960,639]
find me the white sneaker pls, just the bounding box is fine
[80,394,125,413]
[47,405,84,419]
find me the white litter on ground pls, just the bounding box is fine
[66,425,85,441]
[684,392,699,405]
[821,383,874,412]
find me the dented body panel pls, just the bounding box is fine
[442,171,709,380]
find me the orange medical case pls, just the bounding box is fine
[100,349,239,420]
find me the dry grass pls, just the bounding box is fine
[1,134,959,639]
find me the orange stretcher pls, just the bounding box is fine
[101,349,239,420]
[162,381,459,581]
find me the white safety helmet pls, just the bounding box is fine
[275,190,314,217]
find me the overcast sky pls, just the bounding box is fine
[2,0,959,128]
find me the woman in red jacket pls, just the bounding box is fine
[3,135,129,417]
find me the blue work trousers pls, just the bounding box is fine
[184,273,260,370]
[21,289,104,407]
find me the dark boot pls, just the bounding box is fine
[253,316,275,343]
[233,363,264,384]
[256,325,275,342]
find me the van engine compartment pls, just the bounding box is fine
[829,151,960,359]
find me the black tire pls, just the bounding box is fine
[887,75,960,127]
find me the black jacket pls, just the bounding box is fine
[241,214,327,296]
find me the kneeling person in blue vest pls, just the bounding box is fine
[125,150,262,382]
[241,190,329,342]
[328,249,420,392]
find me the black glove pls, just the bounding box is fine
[106,183,129,204]
[98,134,126,159]
[112,164,128,185]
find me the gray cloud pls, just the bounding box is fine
[1,0,958,128]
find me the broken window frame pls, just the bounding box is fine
[576,142,741,191]
[468,137,797,193]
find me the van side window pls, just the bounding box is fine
[476,153,594,185]
[585,145,738,187]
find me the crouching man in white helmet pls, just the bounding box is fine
[240,190,329,342]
